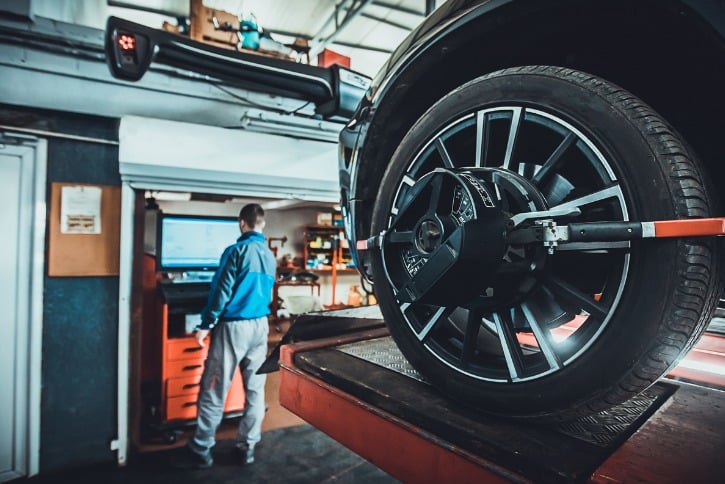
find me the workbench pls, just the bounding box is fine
[276,310,724,483]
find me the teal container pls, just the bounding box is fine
[240,18,259,50]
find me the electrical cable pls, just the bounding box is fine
[212,83,312,115]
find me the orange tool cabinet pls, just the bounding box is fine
[141,255,245,433]
[160,333,245,422]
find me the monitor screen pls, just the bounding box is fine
[158,214,240,271]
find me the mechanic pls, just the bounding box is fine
[183,203,276,468]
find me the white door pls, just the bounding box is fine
[0,149,22,481]
[0,139,45,481]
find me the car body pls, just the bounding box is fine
[338,0,724,419]
[339,0,725,281]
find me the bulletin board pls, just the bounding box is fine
[48,182,121,276]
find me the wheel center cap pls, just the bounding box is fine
[416,219,442,253]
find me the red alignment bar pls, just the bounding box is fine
[654,218,725,237]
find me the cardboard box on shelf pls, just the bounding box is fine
[188,0,296,59]
[190,0,239,49]
[162,21,180,34]
[202,8,239,48]
[317,212,333,226]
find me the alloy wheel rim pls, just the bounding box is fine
[381,106,631,383]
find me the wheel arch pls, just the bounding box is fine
[353,0,725,243]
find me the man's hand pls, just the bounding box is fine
[195,329,209,347]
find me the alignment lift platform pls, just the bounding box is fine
[264,306,725,483]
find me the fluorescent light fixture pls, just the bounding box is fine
[237,109,343,143]
[261,199,311,210]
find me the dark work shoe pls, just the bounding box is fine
[236,444,255,465]
[173,444,213,469]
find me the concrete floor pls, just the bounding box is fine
[23,371,397,483]
[25,424,397,484]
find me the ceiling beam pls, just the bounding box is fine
[371,1,425,17]
[310,0,355,41]
[309,0,376,57]
[330,40,392,54]
[360,12,412,31]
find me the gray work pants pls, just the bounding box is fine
[189,317,268,455]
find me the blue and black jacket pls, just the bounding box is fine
[198,230,276,329]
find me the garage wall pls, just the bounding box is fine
[43,137,120,473]
[0,104,121,473]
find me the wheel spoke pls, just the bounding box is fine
[435,138,454,168]
[416,306,450,342]
[502,107,523,170]
[461,308,482,366]
[521,303,562,370]
[532,132,576,186]
[475,110,488,167]
[545,275,608,319]
[551,184,621,213]
[491,312,525,380]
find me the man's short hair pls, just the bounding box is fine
[239,203,265,228]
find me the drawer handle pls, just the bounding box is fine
[182,364,203,371]
[182,347,203,353]
[182,383,200,390]
[182,402,197,408]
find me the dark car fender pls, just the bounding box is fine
[339,0,725,280]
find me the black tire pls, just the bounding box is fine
[370,66,721,420]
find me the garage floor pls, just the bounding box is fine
[24,424,396,484]
[23,372,397,484]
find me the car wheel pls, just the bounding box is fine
[370,66,720,419]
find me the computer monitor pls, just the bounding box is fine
[157,214,240,272]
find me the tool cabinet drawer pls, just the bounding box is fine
[165,359,205,378]
[166,394,198,421]
[166,337,209,361]
[167,374,202,397]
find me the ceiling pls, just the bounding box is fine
[105,0,445,76]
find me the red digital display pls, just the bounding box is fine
[118,34,136,52]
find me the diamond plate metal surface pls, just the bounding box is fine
[555,387,667,446]
[337,336,430,384]
[314,305,384,319]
